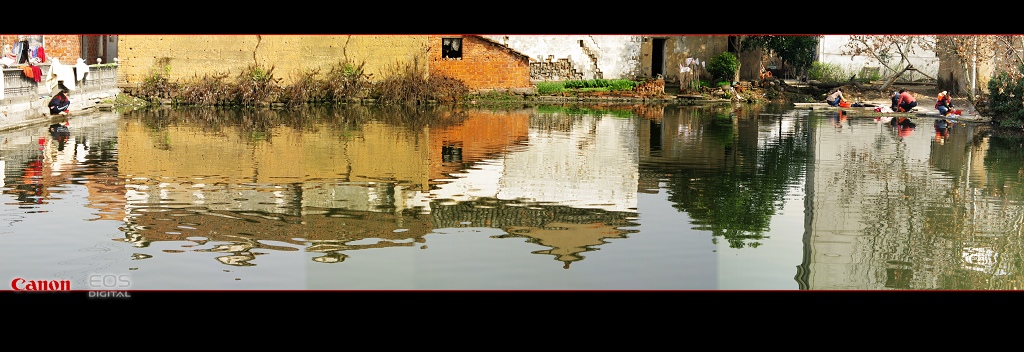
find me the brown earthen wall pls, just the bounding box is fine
[117,35,431,86]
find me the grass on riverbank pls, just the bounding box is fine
[536,79,638,95]
[127,61,470,108]
[125,65,661,109]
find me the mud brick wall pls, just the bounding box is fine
[0,35,81,65]
[428,36,531,90]
[530,58,583,81]
[117,35,431,87]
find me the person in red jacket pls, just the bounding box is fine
[895,89,917,112]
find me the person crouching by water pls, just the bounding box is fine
[826,88,847,107]
[890,91,900,112]
[895,89,918,112]
[936,90,955,116]
[48,88,71,116]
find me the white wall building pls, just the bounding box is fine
[483,35,642,80]
[817,35,939,81]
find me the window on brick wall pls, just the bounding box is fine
[442,38,462,59]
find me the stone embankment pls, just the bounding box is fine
[1,64,121,132]
[1,89,118,132]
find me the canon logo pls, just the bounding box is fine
[10,278,71,291]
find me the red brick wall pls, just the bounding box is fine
[0,35,81,65]
[429,35,530,90]
[44,35,80,64]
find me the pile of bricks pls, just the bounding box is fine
[634,78,665,97]
[530,58,583,81]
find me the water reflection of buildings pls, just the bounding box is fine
[636,106,740,193]
[123,207,435,265]
[801,115,1014,290]
[411,113,640,212]
[116,109,639,268]
[2,115,125,221]
[411,111,642,266]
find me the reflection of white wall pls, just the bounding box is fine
[402,115,641,213]
[402,160,504,213]
[810,119,913,289]
[483,35,642,80]
[123,181,298,215]
[301,182,398,213]
[807,117,1003,289]
[499,116,639,212]
[46,136,77,175]
[434,160,503,200]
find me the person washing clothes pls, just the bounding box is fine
[894,89,917,112]
[48,88,70,115]
[936,91,955,116]
[826,88,848,107]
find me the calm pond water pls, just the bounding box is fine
[2,102,1022,290]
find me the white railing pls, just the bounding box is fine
[3,64,118,98]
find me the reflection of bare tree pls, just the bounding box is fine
[944,130,1024,289]
[814,118,1024,290]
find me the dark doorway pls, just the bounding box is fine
[728,36,739,55]
[652,38,665,78]
[81,35,118,64]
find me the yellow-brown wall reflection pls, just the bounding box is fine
[118,119,435,190]
[114,108,635,268]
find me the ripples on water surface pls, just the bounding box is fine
[2,104,1023,290]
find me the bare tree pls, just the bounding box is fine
[937,35,1024,99]
[730,36,743,83]
[841,35,937,92]
[992,36,1024,70]
[934,36,1001,98]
